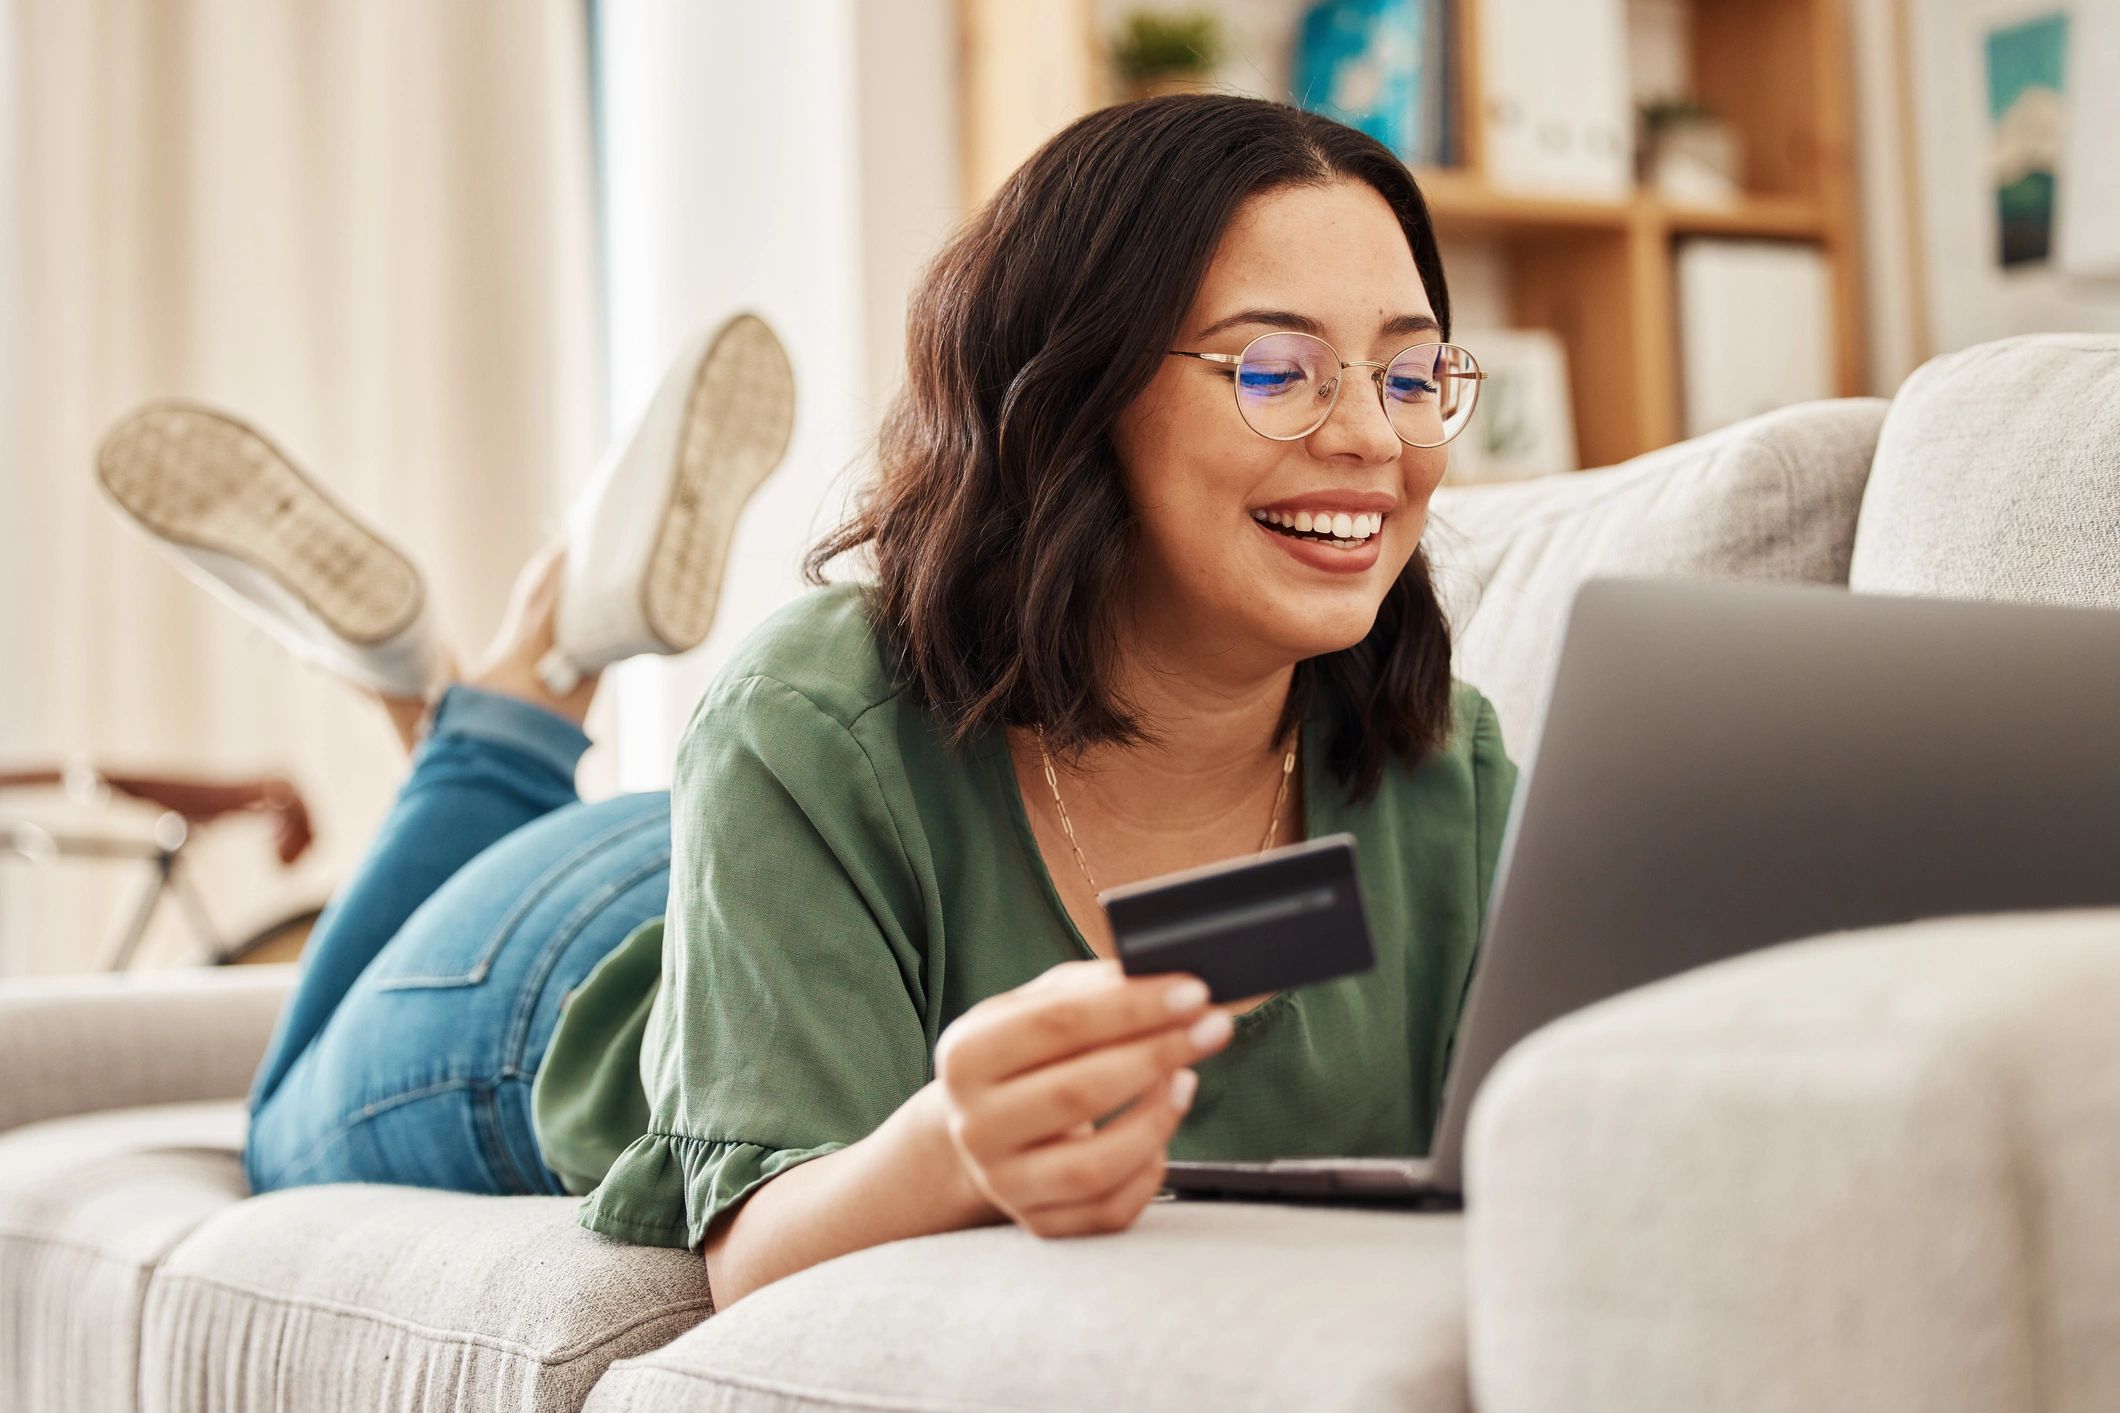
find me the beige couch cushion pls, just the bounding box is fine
[0,1101,249,1413]
[1427,397,1887,759]
[1850,333,2120,611]
[141,1184,714,1413]
[0,965,294,1135]
[586,1199,1468,1413]
[1464,907,2120,1413]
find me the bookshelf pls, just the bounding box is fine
[956,0,1866,470]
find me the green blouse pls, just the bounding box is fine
[531,583,1519,1250]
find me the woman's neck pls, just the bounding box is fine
[1034,626,1300,844]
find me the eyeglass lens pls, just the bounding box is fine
[1233,333,1479,447]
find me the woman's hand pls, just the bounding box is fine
[931,958,1235,1238]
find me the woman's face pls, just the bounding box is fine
[1111,179,1449,673]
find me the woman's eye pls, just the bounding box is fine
[1237,363,1307,395]
[1385,374,1438,403]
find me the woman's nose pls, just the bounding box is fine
[1306,373,1402,462]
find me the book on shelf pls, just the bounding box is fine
[1290,0,1457,167]
[1676,239,1832,438]
[1477,0,1631,197]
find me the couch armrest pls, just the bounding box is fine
[0,964,295,1134]
[1426,396,1888,759]
[1464,907,2120,1413]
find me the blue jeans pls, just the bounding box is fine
[243,686,670,1197]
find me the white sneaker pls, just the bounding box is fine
[96,401,449,700]
[536,312,795,695]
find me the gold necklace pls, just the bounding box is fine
[1035,727,1298,894]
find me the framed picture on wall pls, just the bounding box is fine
[1441,328,1577,484]
[1900,0,2120,353]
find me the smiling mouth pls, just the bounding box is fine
[1250,509,1385,549]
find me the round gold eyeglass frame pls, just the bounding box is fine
[1167,333,1488,448]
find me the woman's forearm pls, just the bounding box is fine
[702,1079,1000,1309]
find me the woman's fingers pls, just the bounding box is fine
[1017,1134,1179,1239]
[929,958,1230,1241]
[997,1065,1197,1212]
[935,959,1212,1090]
[959,1008,1229,1157]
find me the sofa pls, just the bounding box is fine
[3,332,2115,1412]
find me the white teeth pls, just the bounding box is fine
[1251,508,1387,542]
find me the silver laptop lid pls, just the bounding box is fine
[1426,576,2120,1190]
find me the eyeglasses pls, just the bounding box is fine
[1167,332,1486,448]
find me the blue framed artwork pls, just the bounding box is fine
[1984,11,2069,268]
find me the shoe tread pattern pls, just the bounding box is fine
[96,403,423,645]
[644,314,796,650]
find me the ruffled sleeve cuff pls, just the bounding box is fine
[574,1129,849,1251]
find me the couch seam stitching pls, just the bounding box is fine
[0,1226,167,1268]
[612,1358,1029,1413]
[144,1269,714,1366]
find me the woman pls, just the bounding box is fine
[104,94,1514,1314]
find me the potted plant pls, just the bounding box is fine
[1637,95,1743,206]
[1112,10,1224,102]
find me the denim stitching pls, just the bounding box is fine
[472,1075,537,1194]
[257,1075,477,1190]
[500,847,672,1072]
[488,1075,561,1196]
[371,805,666,990]
[493,843,663,1188]
[259,797,672,1192]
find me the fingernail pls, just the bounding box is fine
[1188,1009,1233,1050]
[1163,978,1210,1013]
[1169,1068,1198,1110]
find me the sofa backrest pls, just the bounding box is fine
[1849,332,2120,612]
[1427,397,1889,759]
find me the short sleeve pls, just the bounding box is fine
[1470,691,1520,934]
[575,674,931,1250]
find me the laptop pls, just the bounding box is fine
[1159,575,2120,1206]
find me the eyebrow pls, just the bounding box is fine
[1191,308,1441,344]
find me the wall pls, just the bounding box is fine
[589,0,961,792]
[1881,0,2120,363]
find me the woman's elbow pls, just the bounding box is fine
[700,1209,753,1312]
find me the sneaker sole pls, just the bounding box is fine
[96,401,425,646]
[641,312,796,650]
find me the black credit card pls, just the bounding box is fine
[1103,833,1375,1003]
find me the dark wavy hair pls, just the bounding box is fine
[802,93,1457,804]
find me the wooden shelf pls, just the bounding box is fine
[1651,193,1827,239]
[1411,168,1634,233]
[1414,167,1827,242]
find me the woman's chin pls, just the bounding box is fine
[1256,609,1384,665]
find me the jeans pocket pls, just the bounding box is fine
[369,804,667,992]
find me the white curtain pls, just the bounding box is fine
[0,0,599,975]
[592,0,960,790]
